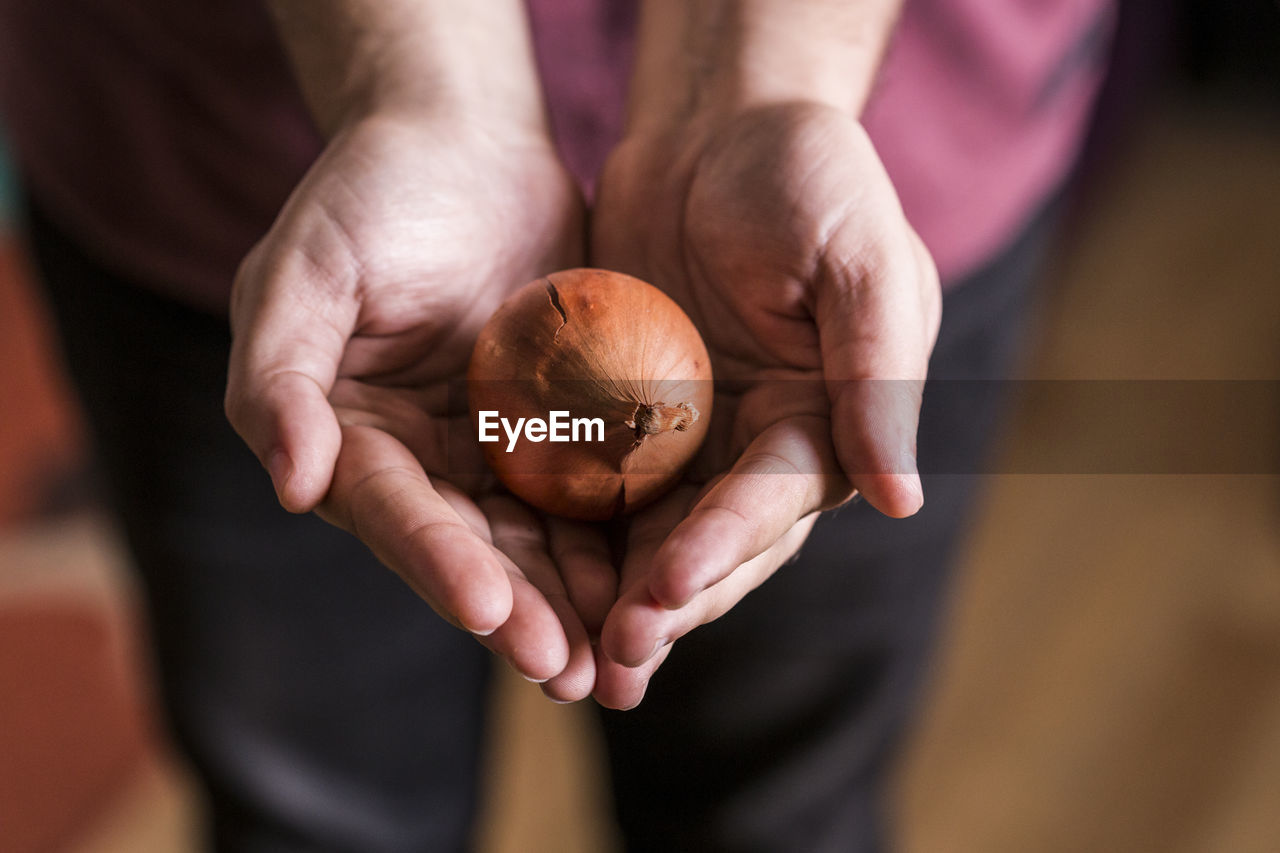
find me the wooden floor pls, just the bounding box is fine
[1,96,1276,851]
[891,100,1280,853]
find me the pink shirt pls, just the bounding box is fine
[866,0,1112,279]
[0,0,1111,312]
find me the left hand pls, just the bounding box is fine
[583,101,942,709]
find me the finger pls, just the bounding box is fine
[599,488,697,666]
[827,377,925,516]
[225,245,358,512]
[592,641,674,711]
[644,416,844,610]
[319,423,512,636]
[546,517,618,638]
[477,565,574,686]
[816,222,941,518]
[603,515,817,673]
[483,497,593,699]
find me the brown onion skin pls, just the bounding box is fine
[468,268,713,520]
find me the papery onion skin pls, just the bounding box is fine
[468,268,713,520]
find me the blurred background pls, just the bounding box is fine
[1,1,1277,851]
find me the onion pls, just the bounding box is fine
[468,268,713,520]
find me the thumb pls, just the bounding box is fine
[224,245,356,513]
[816,226,940,518]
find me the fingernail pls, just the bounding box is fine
[268,449,292,493]
[640,636,666,665]
[900,449,924,510]
[511,660,549,683]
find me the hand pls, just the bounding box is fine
[225,112,602,699]
[586,101,942,708]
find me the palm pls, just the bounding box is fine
[585,103,941,707]
[314,127,579,492]
[596,105,893,469]
[228,116,603,693]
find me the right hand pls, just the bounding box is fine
[224,111,605,699]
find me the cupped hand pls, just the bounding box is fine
[224,113,601,698]
[585,101,942,708]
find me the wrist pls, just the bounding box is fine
[268,0,551,140]
[626,0,901,136]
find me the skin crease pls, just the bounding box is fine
[230,1,939,710]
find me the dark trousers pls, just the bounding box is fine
[28,197,1057,852]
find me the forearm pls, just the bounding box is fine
[267,0,548,136]
[627,0,902,131]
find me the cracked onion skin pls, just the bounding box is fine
[468,268,713,520]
